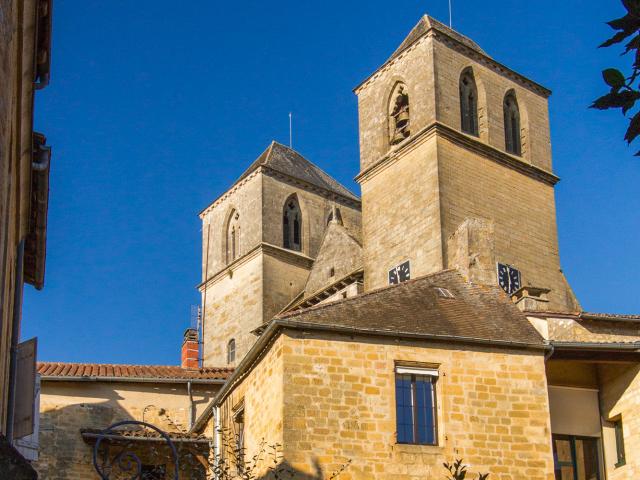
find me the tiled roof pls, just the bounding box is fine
[234,141,359,202]
[38,362,232,382]
[277,269,545,347]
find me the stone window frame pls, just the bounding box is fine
[394,364,440,446]
[612,415,626,468]
[224,208,241,265]
[503,90,522,156]
[459,67,479,137]
[282,194,302,252]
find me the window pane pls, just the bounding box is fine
[415,376,435,444]
[395,374,414,443]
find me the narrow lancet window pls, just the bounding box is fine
[283,196,302,251]
[226,210,240,264]
[459,70,479,136]
[504,92,522,155]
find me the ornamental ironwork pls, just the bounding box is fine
[92,420,179,480]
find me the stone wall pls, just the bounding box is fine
[217,335,284,477]
[599,363,640,479]
[217,329,555,480]
[360,134,443,291]
[0,0,39,436]
[34,380,219,480]
[355,26,577,311]
[200,168,362,367]
[201,251,263,367]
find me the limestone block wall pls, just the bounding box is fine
[262,250,313,323]
[546,317,640,343]
[436,136,573,311]
[279,331,555,480]
[202,252,263,367]
[261,173,361,259]
[201,173,263,279]
[360,134,444,291]
[35,381,218,480]
[217,336,284,476]
[356,36,436,171]
[432,39,552,170]
[599,363,640,479]
[0,0,37,433]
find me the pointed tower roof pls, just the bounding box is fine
[235,141,359,202]
[388,15,488,64]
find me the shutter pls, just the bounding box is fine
[15,375,40,461]
[13,338,37,439]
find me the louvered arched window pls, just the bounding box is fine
[459,69,479,136]
[283,195,302,251]
[504,91,522,155]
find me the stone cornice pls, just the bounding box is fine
[262,167,361,209]
[199,166,361,220]
[355,122,560,187]
[199,169,261,218]
[197,243,314,291]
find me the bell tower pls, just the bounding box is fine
[355,15,579,312]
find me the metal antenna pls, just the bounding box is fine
[448,0,452,28]
[289,112,293,148]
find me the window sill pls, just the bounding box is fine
[615,460,626,469]
[392,442,444,455]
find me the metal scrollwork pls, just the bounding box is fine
[92,420,180,479]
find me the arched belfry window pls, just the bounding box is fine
[226,209,240,264]
[459,69,479,136]
[283,196,302,251]
[389,83,410,145]
[227,338,235,364]
[504,91,522,155]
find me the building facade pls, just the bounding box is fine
[0,0,52,477]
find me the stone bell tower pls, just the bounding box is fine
[199,142,361,367]
[354,15,579,312]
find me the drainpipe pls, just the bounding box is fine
[214,406,222,479]
[6,240,25,442]
[544,343,555,362]
[187,381,194,429]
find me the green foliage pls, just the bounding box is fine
[592,0,640,155]
[443,459,489,480]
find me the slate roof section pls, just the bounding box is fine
[234,141,359,202]
[38,362,232,382]
[278,269,545,347]
[388,15,488,65]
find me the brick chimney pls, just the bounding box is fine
[181,328,199,370]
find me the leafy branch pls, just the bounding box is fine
[591,0,640,155]
[443,459,489,480]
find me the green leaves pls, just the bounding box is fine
[603,68,626,88]
[443,459,489,480]
[595,1,640,156]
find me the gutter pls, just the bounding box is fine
[190,317,547,433]
[548,341,640,351]
[40,376,227,385]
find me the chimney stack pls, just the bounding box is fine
[181,328,199,370]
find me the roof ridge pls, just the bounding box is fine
[279,268,460,319]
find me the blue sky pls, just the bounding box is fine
[23,1,640,365]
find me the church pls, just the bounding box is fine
[34,14,639,480]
